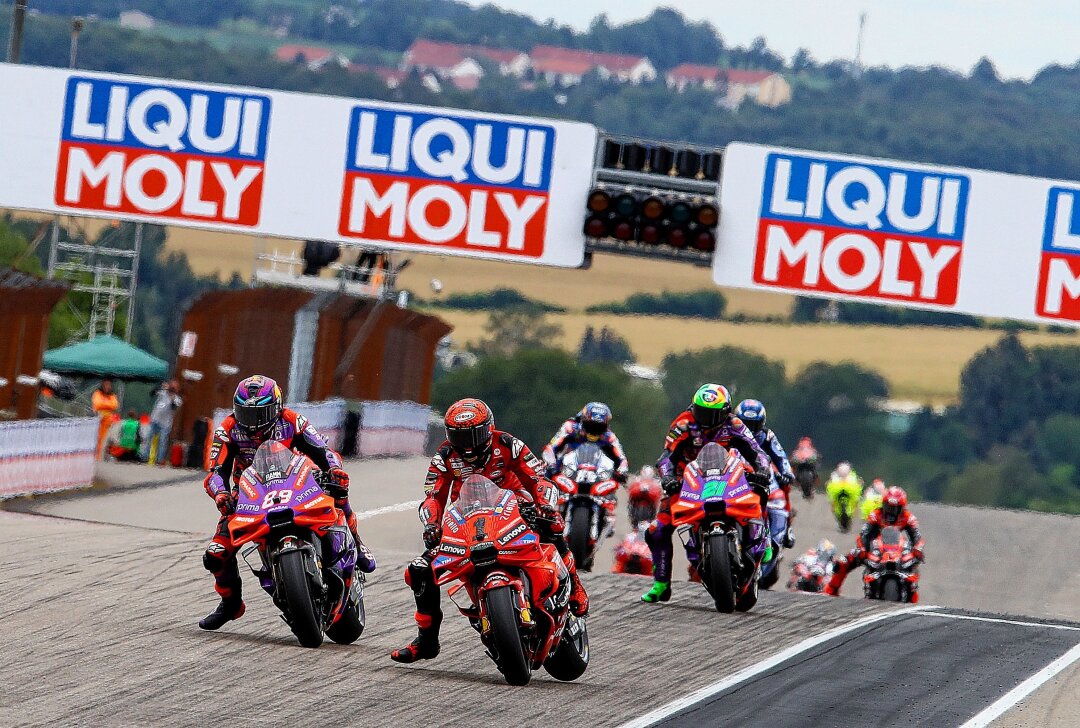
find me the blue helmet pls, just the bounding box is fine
[736,399,766,435]
[580,402,612,439]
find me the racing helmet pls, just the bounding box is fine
[580,401,612,440]
[691,383,732,430]
[233,375,283,436]
[638,465,657,480]
[735,399,767,435]
[871,478,886,495]
[816,538,836,562]
[882,486,908,523]
[835,462,852,479]
[444,398,495,463]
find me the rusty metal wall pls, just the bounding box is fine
[175,288,449,445]
[0,274,68,419]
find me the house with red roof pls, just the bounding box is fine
[402,39,531,89]
[666,63,791,107]
[530,45,656,87]
[275,44,350,71]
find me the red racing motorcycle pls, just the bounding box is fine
[863,526,921,602]
[432,475,590,686]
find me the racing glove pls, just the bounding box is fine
[422,523,442,550]
[779,472,795,487]
[214,491,234,516]
[661,474,680,496]
[324,467,350,499]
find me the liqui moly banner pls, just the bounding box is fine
[0,64,595,267]
[714,142,1080,325]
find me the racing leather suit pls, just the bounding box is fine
[647,410,772,583]
[542,417,630,479]
[403,432,588,642]
[825,508,925,599]
[755,427,795,547]
[201,410,363,601]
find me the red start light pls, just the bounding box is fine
[640,224,661,244]
[613,221,635,240]
[693,230,716,252]
[667,227,688,249]
[584,217,607,238]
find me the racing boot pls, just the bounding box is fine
[390,612,442,663]
[564,552,590,617]
[784,527,796,549]
[641,580,671,603]
[198,597,246,630]
[687,562,702,583]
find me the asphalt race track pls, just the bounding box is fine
[4,458,1080,727]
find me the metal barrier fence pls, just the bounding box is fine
[0,416,97,498]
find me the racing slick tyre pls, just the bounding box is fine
[881,578,902,602]
[543,615,590,682]
[484,586,532,686]
[278,549,323,648]
[568,502,594,572]
[325,595,365,645]
[704,533,736,613]
[798,471,814,499]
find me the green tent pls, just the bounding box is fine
[43,335,168,382]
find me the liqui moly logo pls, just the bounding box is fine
[753,153,970,305]
[338,105,553,256]
[1037,187,1080,321]
[55,77,271,225]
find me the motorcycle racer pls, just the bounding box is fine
[641,384,772,603]
[542,402,629,481]
[824,486,925,599]
[861,478,887,520]
[199,375,374,631]
[826,462,862,530]
[391,398,589,664]
[735,399,797,549]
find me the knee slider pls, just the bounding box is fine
[203,542,228,573]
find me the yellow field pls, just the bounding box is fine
[13,213,1075,404]
[430,309,1080,405]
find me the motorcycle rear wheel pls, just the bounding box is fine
[543,616,590,682]
[704,533,736,613]
[568,502,594,572]
[881,578,902,602]
[798,472,814,499]
[483,586,531,686]
[278,549,323,648]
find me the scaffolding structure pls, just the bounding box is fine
[46,219,142,342]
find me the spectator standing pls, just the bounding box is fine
[144,380,182,464]
[91,379,119,460]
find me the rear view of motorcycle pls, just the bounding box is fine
[670,443,770,613]
[229,441,367,648]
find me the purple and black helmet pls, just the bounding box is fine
[233,375,283,435]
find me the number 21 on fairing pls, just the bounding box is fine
[262,489,293,509]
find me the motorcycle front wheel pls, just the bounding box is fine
[543,615,590,682]
[568,502,594,571]
[483,586,532,686]
[881,577,902,602]
[277,549,323,648]
[704,533,736,613]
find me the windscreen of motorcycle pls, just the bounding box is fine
[452,474,503,518]
[695,442,730,478]
[251,440,296,482]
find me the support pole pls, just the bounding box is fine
[6,0,29,64]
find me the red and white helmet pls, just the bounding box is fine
[882,486,908,523]
[444,398,495,463]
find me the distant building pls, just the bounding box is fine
[118,10,155,30]
[402,39,531,89]
[530,45,656,86]
[667,64,792,108]
[274,44,349,71]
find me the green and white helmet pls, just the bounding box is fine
[691,383,732,429]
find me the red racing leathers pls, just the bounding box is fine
[201,409,355,601]
[647,409,772,583]
[825,507,925,599]
[402,432,586,644]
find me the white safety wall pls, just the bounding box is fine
[0,417,98,498]
[356,400,430,457]
[713,142,1080,325]
[0,63,596,268]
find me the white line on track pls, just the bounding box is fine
[958,642,1080,728]
[616,604,935,728]
[355,500,421,520]
[918,611,1080,632]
